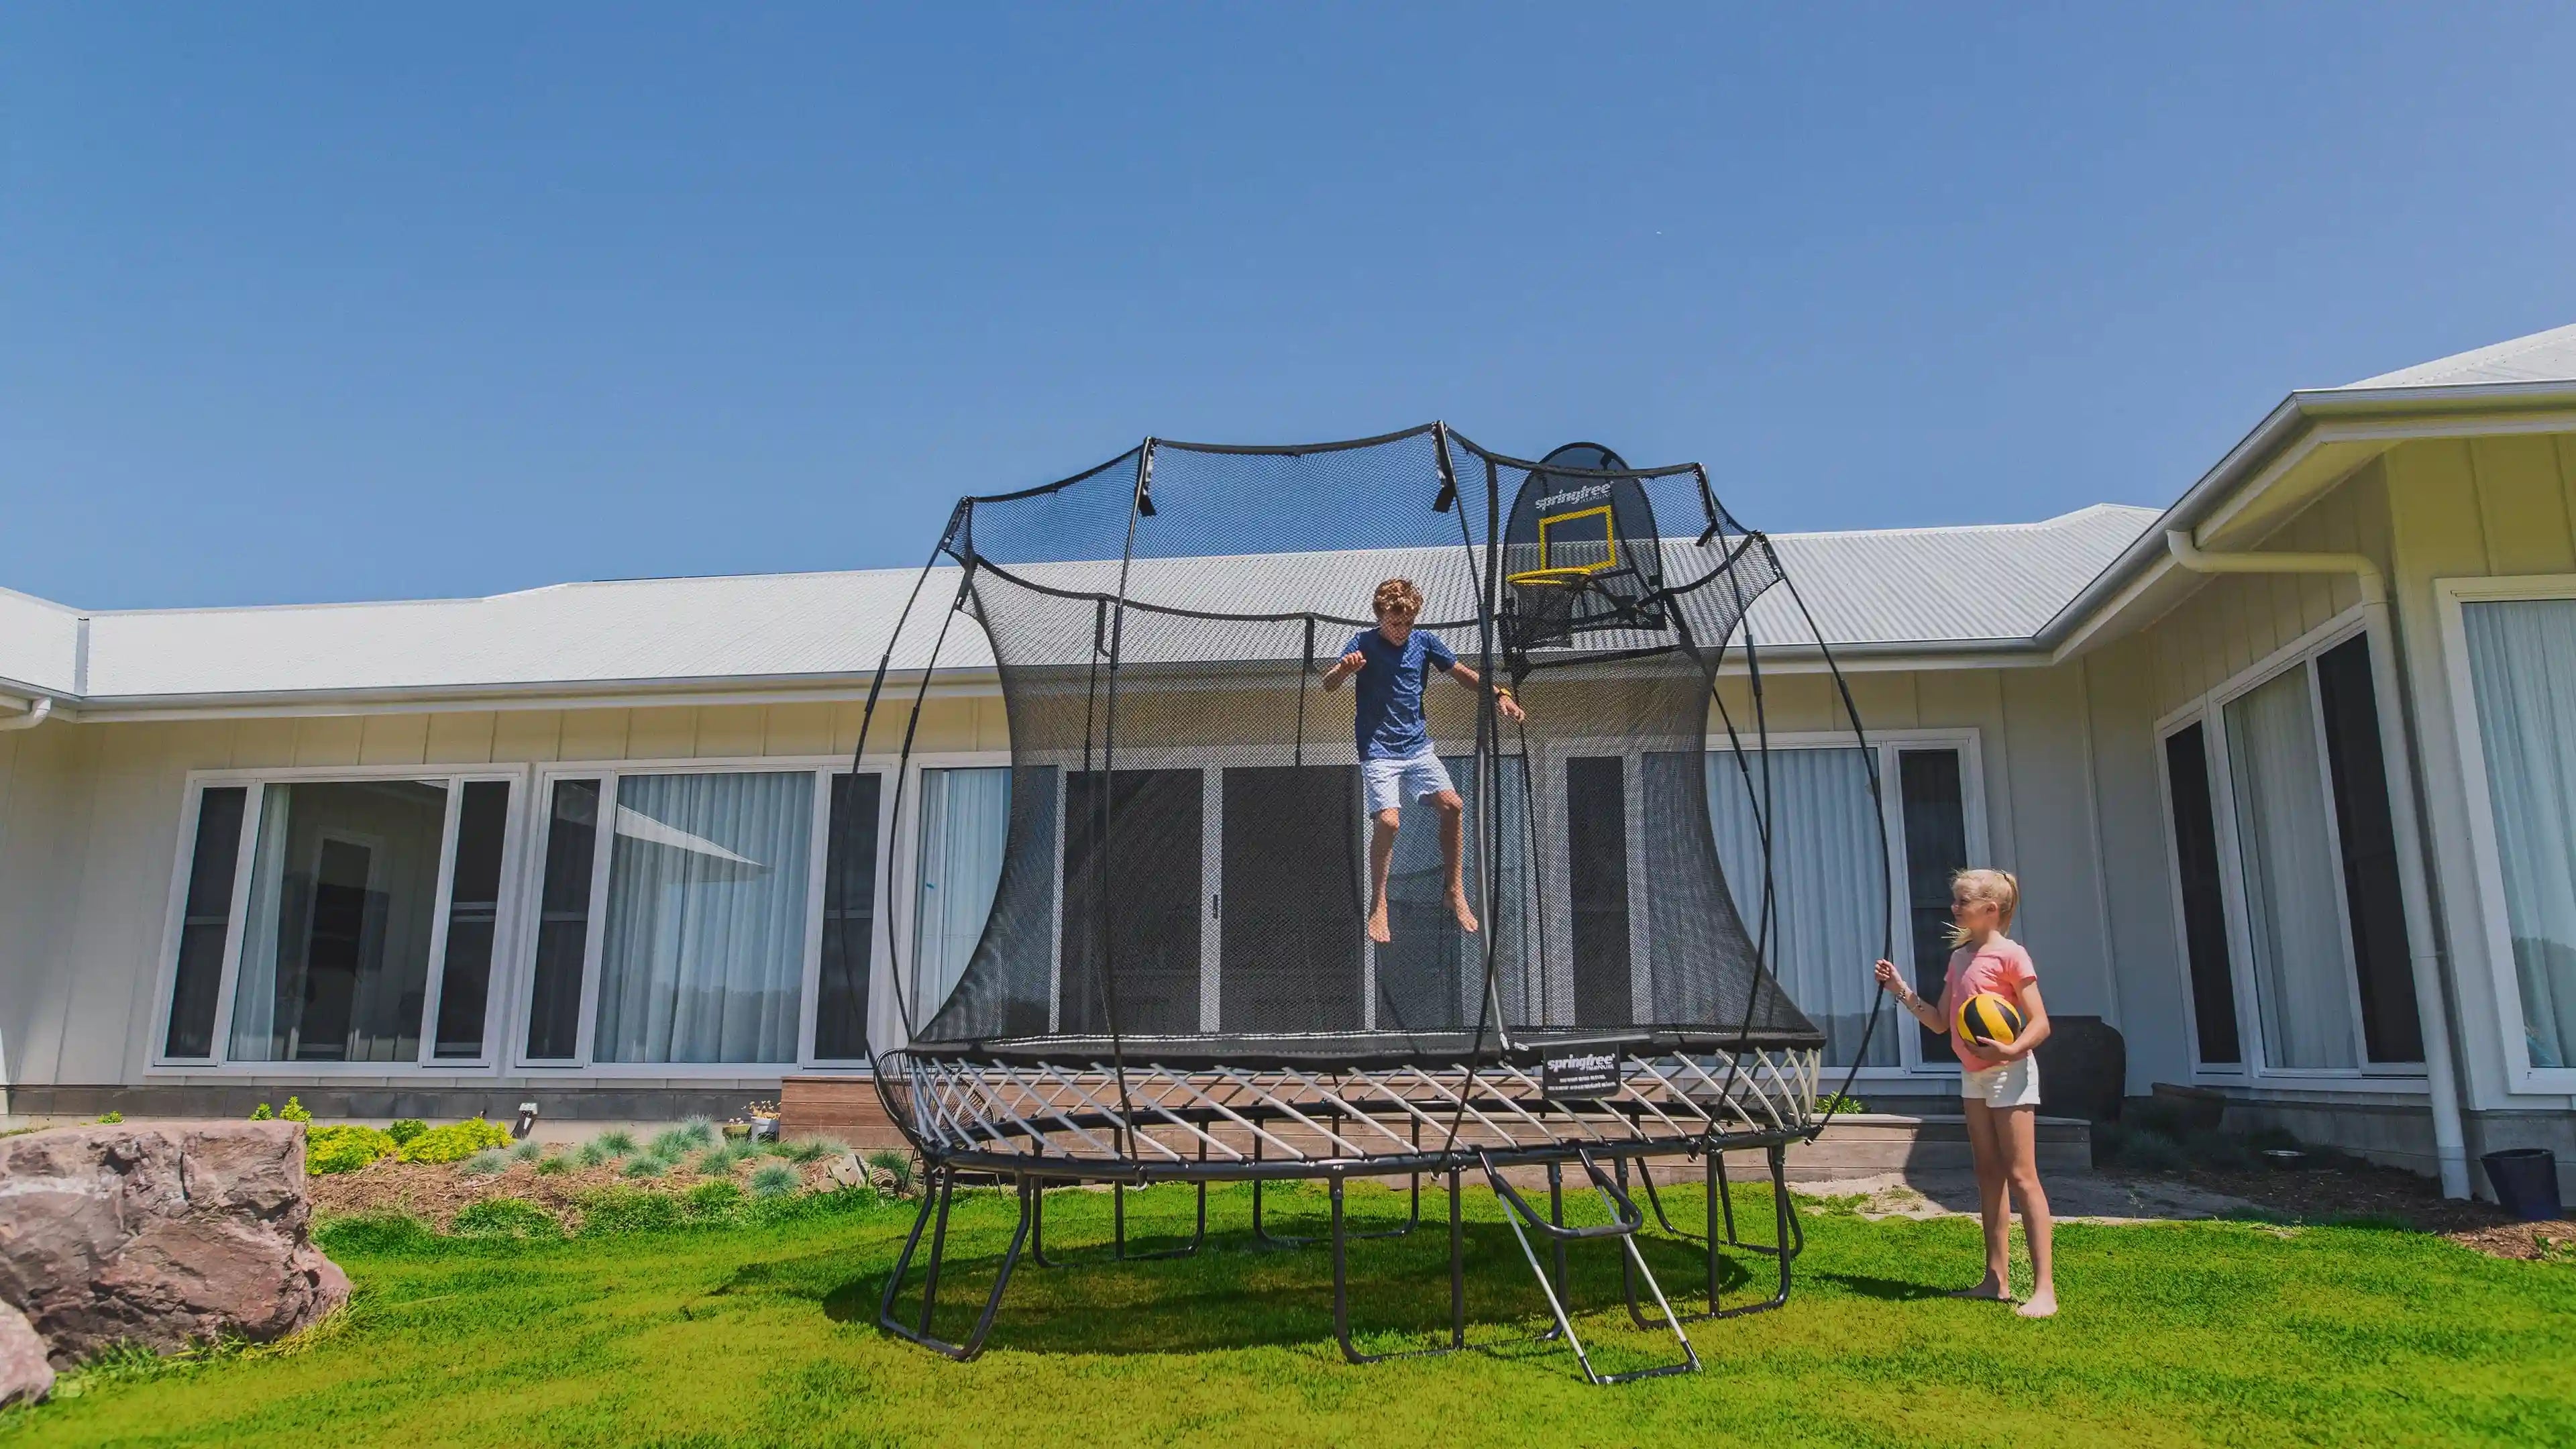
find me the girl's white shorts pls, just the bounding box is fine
[1961,1056,2041,1108]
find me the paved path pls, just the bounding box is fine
[1790,1169,2255,1224]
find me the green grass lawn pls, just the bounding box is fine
[6,1181,2572,1448]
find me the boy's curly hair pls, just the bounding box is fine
[1372,578,1424,616]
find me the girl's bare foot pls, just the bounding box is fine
[1450,893,1479,934]
[2014,1289,2057,1319]
[1368,900,1392,944]
[1948,1277,2011,1301]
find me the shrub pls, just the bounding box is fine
[250,1103,273,1121]
[95,1110,124,1124]
[865,1148,914,1193]
[535,1153,571,1177]
[576,1141,612,1169]
[575,1187,682,1235]
[451,1197,561,1240]
[307,1124,398,1175]
[2246,1124,2302,1153]
[748,1161,802,1199]
[684,1179,745,1222]
[623,1156,670,1179]
[696,1143,755,1175]
[769,1138,834,1166]
[1815,1093,1869,1115]
[278,1096,313,1124]
[398,1117,512,1165]
[650,1118,717,1159]
[459,1148,510,1177]
[509,1140,543,1164]
[386,1119,429,1146]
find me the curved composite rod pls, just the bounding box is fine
[855,526,961,1153]
[1093,439,1158,1157]
[1443,425,1511,1162]
[877,568,976,1046]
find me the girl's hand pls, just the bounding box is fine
[1497,692,1525,723]
[1872,959,1907,995]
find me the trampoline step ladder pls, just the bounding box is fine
[1478,1147,1701,1385]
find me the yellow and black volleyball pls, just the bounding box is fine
[1954,991,2025,1048]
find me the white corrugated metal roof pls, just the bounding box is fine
[0,586,81,696]
[1748,504,2159,649]
[2339,321,2576,390]
[32,504,2157,704]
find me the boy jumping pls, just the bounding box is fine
[1321,577,1525,943]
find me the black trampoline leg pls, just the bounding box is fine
[1330,1173,1465,1365]
[1706,1144,1795,1320]
[879,1171,1032,1362]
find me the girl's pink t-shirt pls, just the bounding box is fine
[1941,935,2037,1068]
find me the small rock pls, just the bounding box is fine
[0,1302,51,1408]
[824,1152,865,1188]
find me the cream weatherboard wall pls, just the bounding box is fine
[0,694,1000,1104]
[2383,433,2576,1137]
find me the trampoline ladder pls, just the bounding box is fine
[1476,1148,1701,1385]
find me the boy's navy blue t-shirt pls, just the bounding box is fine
[1344,627,1457,759]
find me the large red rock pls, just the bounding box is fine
[0,1122,348,1366]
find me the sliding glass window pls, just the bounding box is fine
[2165,627,2420,1077]
[519,765,890,1068]
[157,774,519,1067]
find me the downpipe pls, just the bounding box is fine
[2165,530,2471,1198]
[0,695,51,731]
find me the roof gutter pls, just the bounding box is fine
[2039,378,2576,657]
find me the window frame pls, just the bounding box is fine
[511,755,896,1077]
[146,763,533,1075]
[1701,726,1989,1080]
[2152,604,2428,1091]
[2436,573,2576,1095]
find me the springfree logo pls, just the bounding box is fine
[1542,1051,1621,1098]
[1537,482,1613,513]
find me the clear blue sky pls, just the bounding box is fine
[5,5,2572,608]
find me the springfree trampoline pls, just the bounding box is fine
[852,424,1890,1383]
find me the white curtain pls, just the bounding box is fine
[594,771,812,1064]
[1707,747,1894,1067]
[2225,667,2360,1069]
[2463,599,2576,1068]
[913,767,1011,1022]
[226,786,295,1059]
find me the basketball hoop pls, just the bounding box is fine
[1505,566,1593,651]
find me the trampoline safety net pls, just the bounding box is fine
[867,424,1830,1069]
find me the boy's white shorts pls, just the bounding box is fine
[1960,1056,2042,1108]
[1362,752,1456,814]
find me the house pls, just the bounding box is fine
[7,322,2576,1201]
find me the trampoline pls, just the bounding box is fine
[849,424,1891,1382]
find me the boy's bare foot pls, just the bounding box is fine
[1947,1278,2011,1301]
[1368,900,1391,944]
[2014,1290,2057,1319]
[1450,893,1479,934]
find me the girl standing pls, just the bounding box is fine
[1874,869,2057,1318]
